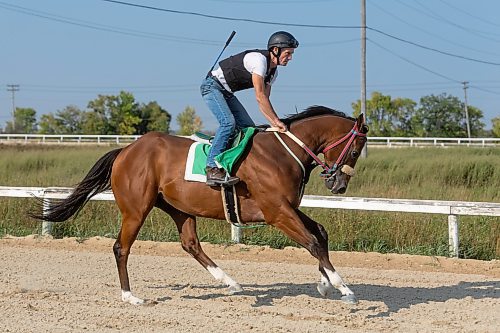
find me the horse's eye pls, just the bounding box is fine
[351,150,359,159]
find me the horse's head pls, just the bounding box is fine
[321,114,368,194]
[280,106,369,195]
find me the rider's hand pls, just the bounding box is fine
[273,120,287,132]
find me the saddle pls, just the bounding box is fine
[185,127,257,182]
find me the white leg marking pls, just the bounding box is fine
[324,268,354,296]
[207,266,243,294]
[317,275,335,297]
[121,290,144,305]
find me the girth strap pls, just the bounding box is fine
[221,185,267,229]
[221,185,242,225]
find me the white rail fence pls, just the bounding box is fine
[1,186,499,258]
[1,134,499,147]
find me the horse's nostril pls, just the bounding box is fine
[337,186,346,194]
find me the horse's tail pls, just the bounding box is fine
[31,148,123,222]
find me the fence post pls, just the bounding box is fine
[231,225,241,243]
[41,191,53,236]
[448,214,459,258]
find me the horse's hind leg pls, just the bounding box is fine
[113,189,156,305]
[156,200,242,294]
[113,217,149,305]
[113,214,149,305]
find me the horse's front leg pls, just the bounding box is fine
[295,210,357,304]
[265,204,357,304]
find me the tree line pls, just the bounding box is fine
[354,92,499,137]
[1,90,499,137]
[1,91,203,136]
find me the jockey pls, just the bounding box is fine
[201,31,299,186]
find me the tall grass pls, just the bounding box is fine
[0,144,498,259]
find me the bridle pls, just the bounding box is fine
[319,122,367,177]
[268,122,366,180]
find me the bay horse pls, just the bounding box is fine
[35,106,368,305]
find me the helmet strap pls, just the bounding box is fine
[271,47,282,65]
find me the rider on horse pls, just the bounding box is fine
[201,31,299,187]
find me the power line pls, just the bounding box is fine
[368,38,500,97]
[396,0,500,42]
[13,81,464,90]
[367,38,461,83]
[469,85,500,96]
[367,27,500,66]
[413,0,500,39]
[369,1,500,57]
[1,0,498,65]
[0,2,226,46]
[100,0,500,66]
[437,0,500,29]
[207,0,334,3]
[100,0,362,29]
[0,2,357,48]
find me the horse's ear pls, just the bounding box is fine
[357,113,369,133]
[356,113,365,126]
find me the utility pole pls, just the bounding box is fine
[360,0,368,157]
[462,81,471,140]
[6,84,20,126]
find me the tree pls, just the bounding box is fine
[4,107,37,133]
[352,91,417,136]
[86,91,141,135]
[176,106,203,135]
[38,113,63,134]
[80,110,108,134]
[417,93,484,137]
[111,91,141,135]
[56,105,83,133]
[38,105,83,134]
[492,117,500,138]
[137,101,171,134]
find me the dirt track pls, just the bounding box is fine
[0,236,499,333]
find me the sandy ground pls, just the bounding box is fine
[0,236,498,333]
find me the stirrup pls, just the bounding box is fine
[206,175,240,187]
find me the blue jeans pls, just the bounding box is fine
[200,76,255,168]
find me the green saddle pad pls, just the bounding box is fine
[184,127,256,182]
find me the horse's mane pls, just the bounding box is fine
[281,106,355,126]
[255,105,354,129]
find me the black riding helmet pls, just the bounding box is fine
[267,31,299,65]
[267,31,299,50]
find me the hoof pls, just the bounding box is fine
[122,291,145,305]
[341,294,358,305]
[127,296,145,305]
[228,284,243,295]
[317,281,334,298]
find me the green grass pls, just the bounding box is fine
[0,144,499,260]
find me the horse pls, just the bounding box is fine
[34,105,368,305]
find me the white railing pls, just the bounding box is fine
[1,134,499,147]
[368,137,500,147]
[1,186,499,258]
[0,134,140,144]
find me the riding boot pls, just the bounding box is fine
[206,167,239,187]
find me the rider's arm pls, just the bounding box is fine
[252,73,286,131]
[265,82,271,98]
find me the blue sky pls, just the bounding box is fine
[1,0,499,131]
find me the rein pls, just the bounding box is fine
[267,122,366,177]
